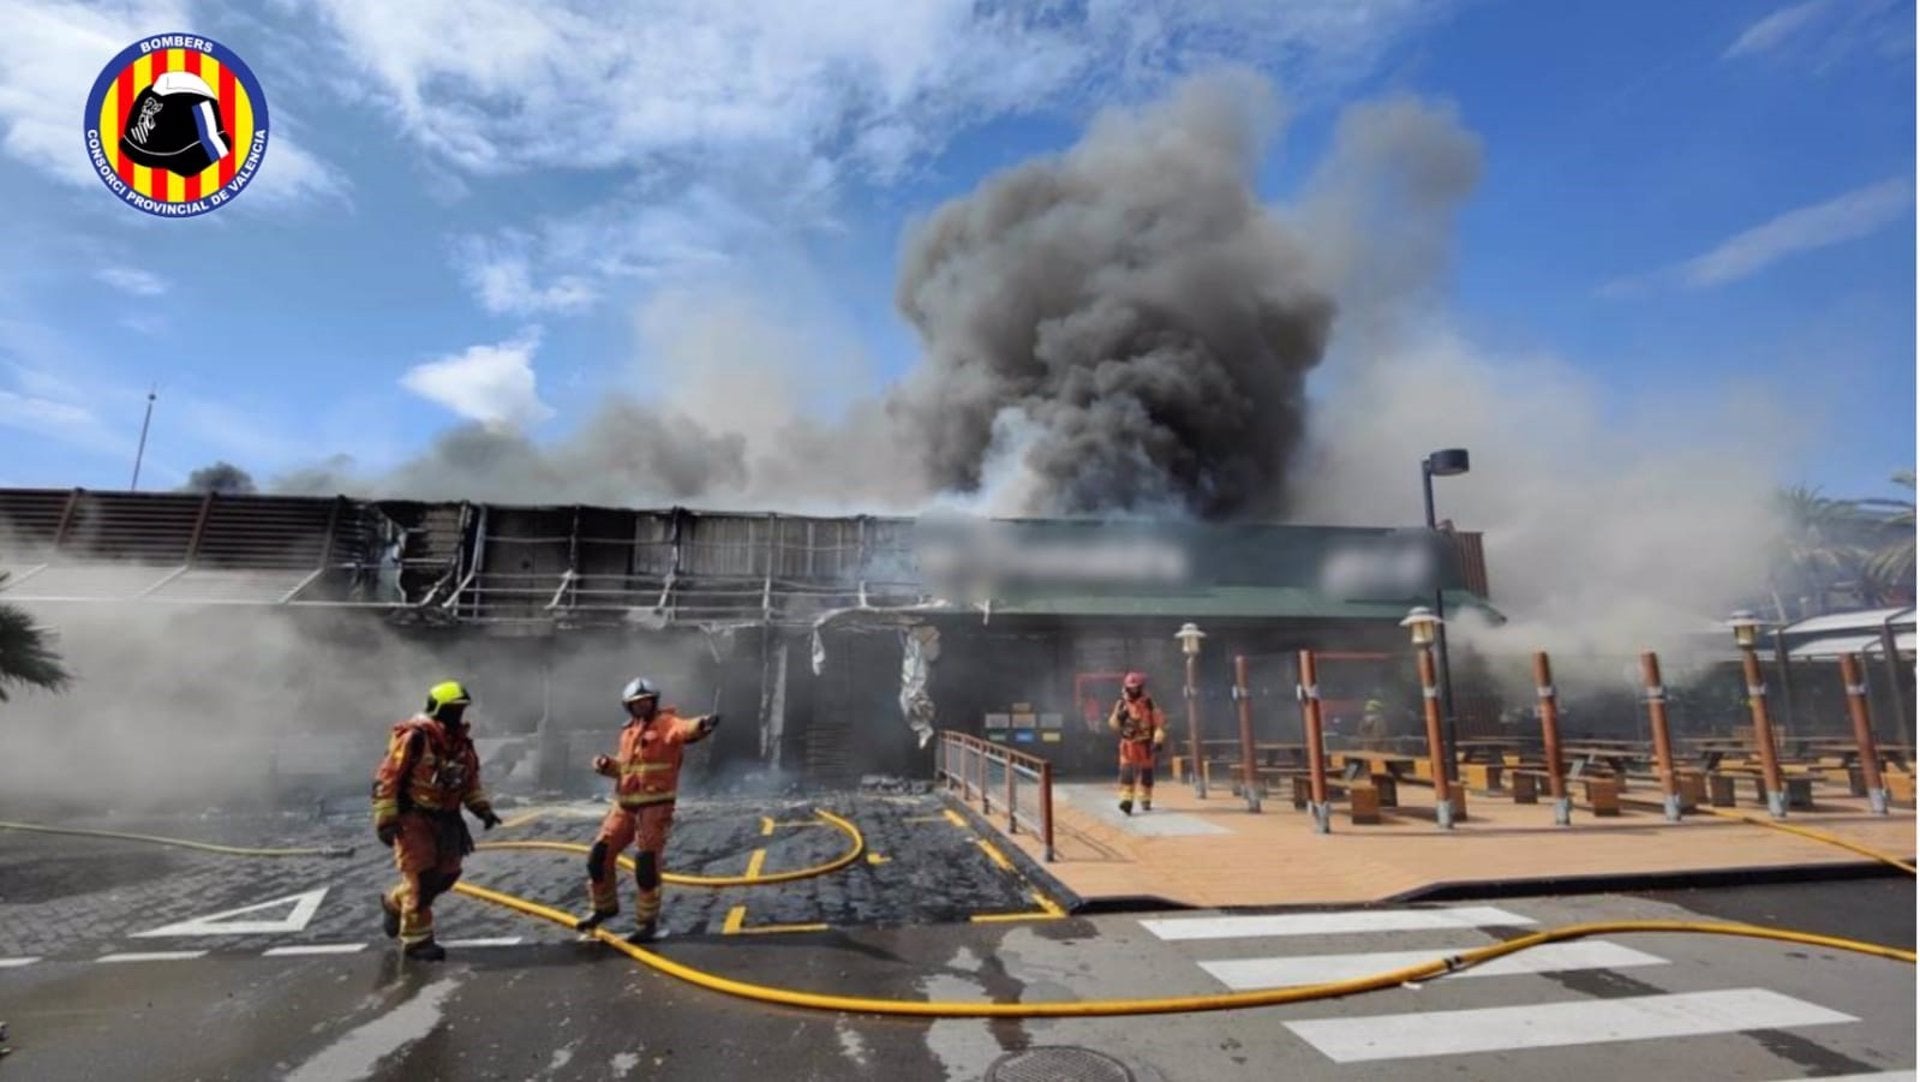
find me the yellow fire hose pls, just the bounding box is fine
[475,808,865,886]
[1614,799,1919,875]
[5,811,1912,1020]
[452,879,1914,1018]
[0,819,355,858]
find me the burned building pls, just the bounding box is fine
[0,488,1497,798]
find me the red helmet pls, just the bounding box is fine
[1123,672,1147,690]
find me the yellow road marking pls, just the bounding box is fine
[975,839,1014,872]
[942,809,967,829]
[745,849,767,880]
[723,905,747,934]
[903,815,955,824]
[760,816,775,836]
[866,852,890,865]
[499,810,544,830]
[737,921,830,935]
[968,893,1068,923]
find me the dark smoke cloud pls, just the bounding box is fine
[278,404,750,505]
[277,72,1491,524]
[889,70,1335,519]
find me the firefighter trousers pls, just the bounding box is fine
[586,802,675,928]
[1117,760,1156,804]
[384,812,466,945]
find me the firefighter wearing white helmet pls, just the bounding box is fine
[576,677,720,942]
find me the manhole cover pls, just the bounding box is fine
[986,1046,1134,1082]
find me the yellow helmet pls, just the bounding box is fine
[426,680,472,719]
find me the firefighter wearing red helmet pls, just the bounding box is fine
[1109,671,1166,815]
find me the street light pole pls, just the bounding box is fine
[1176,623,1208,799]
[1421,449,1469,788]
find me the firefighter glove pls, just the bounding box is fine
[1153,728,1166,746]
[703,713,722,731]
[479,808,502,831]
[376,820,400,847]
[593,754,614,774]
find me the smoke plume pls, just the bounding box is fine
[890,70,1334,519]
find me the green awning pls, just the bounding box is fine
[979,586,1502,623]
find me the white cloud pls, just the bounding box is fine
[1723,0,1909,65]
[303,0,1446,177]
[1725,0,1833,58]
[400,331,554,429]
[1602,176,1913,296]
[456,234,598,315]
[94,266,167,296]
[299,0,1451,313]
[0,0,348,206]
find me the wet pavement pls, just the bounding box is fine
[0,796,1912,1081]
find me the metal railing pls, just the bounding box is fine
[936,731,1055,862]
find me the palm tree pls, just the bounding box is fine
[1863,470,1916,606]
[1769,485,1869,619]
[0,572,71,701]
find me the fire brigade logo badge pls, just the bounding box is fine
[83,33,269,218]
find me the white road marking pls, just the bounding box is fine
[438,937,522,948]
[1764,1073,1915,1081]
[98,951,209,963]
[133,887,329,938]
[1201,939,1669,989]
[1284,988,1857,1063]
[263,943,369,957]
[0,957,42,968]
[1141,905,1537,941]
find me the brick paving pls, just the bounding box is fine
[0,793,1041,961]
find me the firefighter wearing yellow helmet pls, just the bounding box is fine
[371,680,501,960]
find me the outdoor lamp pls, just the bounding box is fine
[1726,610,1763,650]
[1425,448,1471,477]
[1176,622,1207,656]
[1400,606,1441,647]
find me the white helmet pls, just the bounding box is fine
[621,677,661,704]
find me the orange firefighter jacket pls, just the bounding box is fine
[594,708,715,809]
[1110,696,1166,767]
[371,715,492,827]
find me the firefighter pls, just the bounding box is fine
[575,677,720,943]
[1359,694,1389,750]
[372,680,501,961]
[1109,671,1166,815]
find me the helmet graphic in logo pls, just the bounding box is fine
[120,71,232,177]
[83,34,270,218]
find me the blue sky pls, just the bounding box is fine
[0,0,1912,504]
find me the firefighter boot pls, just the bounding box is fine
[403,938,447,962]
[574,908,618,933]
[1118,798,1133,816]
[626,921,660,945]
[1141,798,1152,812]
[379,893,401,939]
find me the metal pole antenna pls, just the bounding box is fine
[130,387,157,491]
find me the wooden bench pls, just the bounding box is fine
[1581,776,1622,816]
[1457,761,1504,794]
[1622,771,1707,812]
[1709,770,1816,810]
[1887,771,1916,808]
[1290,775,1381,824]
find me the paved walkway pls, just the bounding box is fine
[988,779,1917,908]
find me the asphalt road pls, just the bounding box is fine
[1,801,1912,1081]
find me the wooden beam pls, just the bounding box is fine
[54,487,83,549]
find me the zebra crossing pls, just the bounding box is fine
[1139,904,1913,1076]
